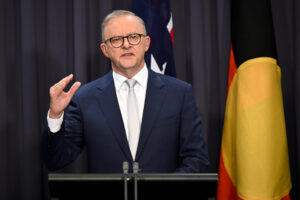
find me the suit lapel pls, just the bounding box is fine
[94,72,133,162]
[135,70,166,160]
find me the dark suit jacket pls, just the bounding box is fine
[43,69,209,173]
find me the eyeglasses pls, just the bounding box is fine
[104,33,146,48]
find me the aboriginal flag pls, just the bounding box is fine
[217,0,292,199]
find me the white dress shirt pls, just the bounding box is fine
[47,65,148,139]
[113,65,148,137]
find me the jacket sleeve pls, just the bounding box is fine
[42,93,84,171]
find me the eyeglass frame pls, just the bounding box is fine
[104,33,146,48]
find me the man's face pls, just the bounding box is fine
[100,15,150,77]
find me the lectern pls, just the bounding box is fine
[48,173,218,200]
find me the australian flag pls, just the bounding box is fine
[132,0,176,77]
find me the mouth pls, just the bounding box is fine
[121,52,135,57]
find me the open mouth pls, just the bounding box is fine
[121,53,134,57]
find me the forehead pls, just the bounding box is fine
[104,15,144,38]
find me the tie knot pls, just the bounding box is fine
[126,79,137,88]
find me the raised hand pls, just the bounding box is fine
[49,74,81,119]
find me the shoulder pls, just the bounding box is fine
[150,70,192,90]
[75,71,113,97]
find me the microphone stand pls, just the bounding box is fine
[133,162,139,200]
[123,161,129,200]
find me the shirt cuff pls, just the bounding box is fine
[47,110,64,133]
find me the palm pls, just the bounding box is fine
[51,92,72,112]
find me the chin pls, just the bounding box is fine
[120,63,138,70]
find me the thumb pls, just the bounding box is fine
[67,81,81,98]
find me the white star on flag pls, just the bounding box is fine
[150,54,167,74]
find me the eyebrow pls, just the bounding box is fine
[111,32,142,37]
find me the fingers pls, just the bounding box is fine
[50,73,81,98]
[57,74,74,91]
[67,81,81,97]
[50,74,74,96]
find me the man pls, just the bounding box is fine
[43,10,209,173]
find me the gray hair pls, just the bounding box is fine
[101,10,147,42]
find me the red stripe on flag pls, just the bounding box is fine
[281,195,291,200]
[218,46,239,199]
[217,151,242,200]
[227,46,237,94]
[217,45,240,200]
[170,28,174,44]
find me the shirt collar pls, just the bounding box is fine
[113,64,148,90]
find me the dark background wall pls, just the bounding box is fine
[0,0,299,199]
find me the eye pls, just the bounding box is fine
[129,34,139,40]
[111,36,122,43]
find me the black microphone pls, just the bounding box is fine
[133,162,139,200]
[123,161,129,200]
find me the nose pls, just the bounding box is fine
[122,37,131,48]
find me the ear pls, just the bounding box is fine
[144,36,151,52]
[100,43,109,58]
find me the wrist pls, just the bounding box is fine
[49,109,63,119]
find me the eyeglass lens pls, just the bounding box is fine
[110,34,143,48]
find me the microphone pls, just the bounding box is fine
[133,162,139,200]
[123,161,129,200]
